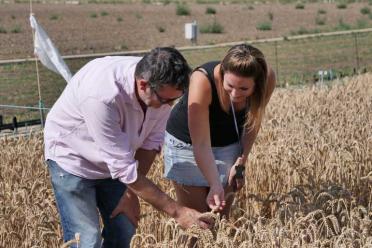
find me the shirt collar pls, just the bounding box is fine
[120,62,143,112]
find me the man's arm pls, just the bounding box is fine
[135,148,158,176]
[111,148,157,224]
[127,173,211,229]
[113,149,212,229]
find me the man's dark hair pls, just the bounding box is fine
[135,47,191,91]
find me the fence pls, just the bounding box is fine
[0,28,372,128]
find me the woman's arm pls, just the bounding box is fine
[229,67,277,191]
[188,70,225,210]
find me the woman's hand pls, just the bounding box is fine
[228,157,245,192]
[206,183,226,212]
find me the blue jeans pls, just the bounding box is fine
[47,160,135,248]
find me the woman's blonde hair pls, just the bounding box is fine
[217,44,268,131]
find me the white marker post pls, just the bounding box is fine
[185,21,198,45]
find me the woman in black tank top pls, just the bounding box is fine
[163,44,277,221]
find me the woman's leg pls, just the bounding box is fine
[213,142,241,220]
[172,181,209,248]
[173,181,235,217]
[172,181,209,212]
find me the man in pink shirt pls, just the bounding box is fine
[44,47,212,248]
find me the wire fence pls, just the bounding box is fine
[1,28,372,129]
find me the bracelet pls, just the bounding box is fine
[234,164,245,179]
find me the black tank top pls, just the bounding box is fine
[166,61,247,147]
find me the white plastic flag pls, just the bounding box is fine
[30,14,72,83]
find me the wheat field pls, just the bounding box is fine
[0,74,371,247]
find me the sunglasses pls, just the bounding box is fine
[152,88,183,104]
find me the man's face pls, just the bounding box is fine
[138,80,184,108]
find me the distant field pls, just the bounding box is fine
[1,1,372,124]
[1,2,371,59]
[1,30,371,124]
[2,0,367,3]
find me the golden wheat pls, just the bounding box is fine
[1,74,371,247]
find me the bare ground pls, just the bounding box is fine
[0,2,370,59]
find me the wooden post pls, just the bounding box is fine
[353,33,360,73]
[274,41,280,87]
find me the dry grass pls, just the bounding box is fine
[0,74,371,247]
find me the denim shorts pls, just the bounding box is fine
[163,132,240,187]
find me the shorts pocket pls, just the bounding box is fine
[165,132,189,150]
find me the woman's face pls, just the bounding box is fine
[223,72,255,103]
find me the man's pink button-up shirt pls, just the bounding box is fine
[44,56,171,184]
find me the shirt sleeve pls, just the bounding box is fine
[80,97,138,184]
[140,108,171,152]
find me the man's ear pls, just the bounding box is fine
[137,79,149,91]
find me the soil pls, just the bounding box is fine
[0,2,369,60]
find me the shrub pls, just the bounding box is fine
[268,11,274,21]
[176,4,190,16]
[10,25,21,33]
[206,7,216,15]
[256,21,272,31]
[0,26,7,34]
[135,12,142,19]
[248,5,254,10]
[337,3,347,9]
[295,3,305,9]
[100,11,108,16]
[290,27,308,35]
[161,0,171,5]
[49,14,59,21]
[114,43,128,51]
[317,9,327,14]
[315,15,326,25]
[290,27,320,35]
[360,7,371,15]
[196,0,219,3]
[336,19,351,30]
[157,26,166,33]
[356,19,368,29]
[200,21,224,33]
[117,17,123,22]
[11,15,16,20]
[90,12,97,18]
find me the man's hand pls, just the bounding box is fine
[175,206,215,229]
[206,183,225,212]
[228,157,245,192]
[110,189,140,228]
[127,174,215,230]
